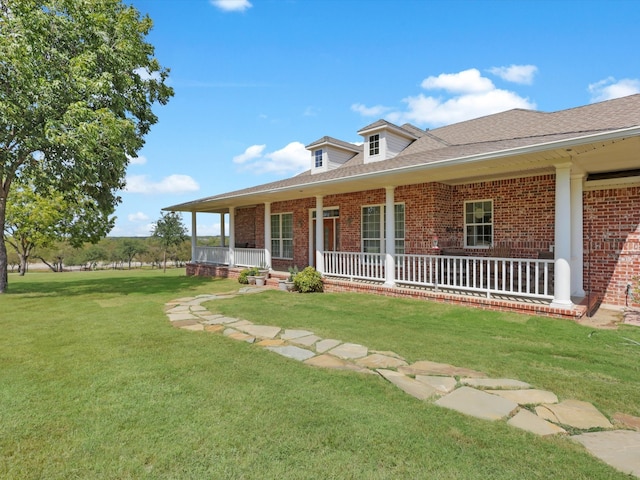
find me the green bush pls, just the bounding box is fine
[238,267,259,284]
[293,266,323,293]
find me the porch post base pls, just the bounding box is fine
[550,299,574,309]
[383,280,396,288]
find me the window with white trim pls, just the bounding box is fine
[361,204,405,254]
[271,213,293,258]
[464,200,493,247]
[314,149,323,168]
[369,134,380,156]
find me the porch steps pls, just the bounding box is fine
[266,271,289,288]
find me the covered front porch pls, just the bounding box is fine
[185,162,585,317]
[193,245,555,300]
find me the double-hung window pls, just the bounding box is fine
[314,149,323,168]
[369,134,380,156]
[361,204,405,254]
[271,213,293,258]
[465,200,493,247]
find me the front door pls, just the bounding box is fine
[312,217,339,267]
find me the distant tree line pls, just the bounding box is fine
[3,234,228,274]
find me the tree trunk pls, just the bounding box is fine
[163,250,167,273]
[19,254,27,276]
[0,194,8,293]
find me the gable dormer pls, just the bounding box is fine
[305,136,361,174]
[357,120,420,163]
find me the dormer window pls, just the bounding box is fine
[369,134,380,156]
[314,149,323,168]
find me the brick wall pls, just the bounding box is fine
[451,175,555,257]
[584,185,640,307]
[235,206,257,247]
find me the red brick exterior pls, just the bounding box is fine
[584,185,640,307]
[198,175,639,309]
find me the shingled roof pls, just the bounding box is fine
[166,94,640,212]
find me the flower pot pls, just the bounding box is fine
[247,275,256,285]
[255,275,266,287]
[285,281,295,292]
[278,280,288,291]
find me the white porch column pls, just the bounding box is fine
[220,213,226,247]
[571,173,585,297]
[191,212,197,262]
[552,164,573,307]
[264,202,272,269]
[315,195,324,274]
[228,207,235,267]
[384,186,396,287]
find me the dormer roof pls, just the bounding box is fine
[305,136,362,153]
[357,119,421,140]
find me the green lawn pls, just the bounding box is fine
[1,269,638,479]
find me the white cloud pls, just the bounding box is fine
[232,144,266,164]
[353,68,536,128]
[125,174,200,194]
[233,142,309,175]
[389,89,536,126]
[127,212,149,222]
[488,65,538,85]
[127,154,147,165]
[210,0,252,12]
[351,103,392,117]
[421,68,495,94]
[588,77,640,102]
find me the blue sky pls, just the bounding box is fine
[114,0,640,237]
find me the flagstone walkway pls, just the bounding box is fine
[165,287,640,478]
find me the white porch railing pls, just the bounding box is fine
[323,251,386,281]
[235,248,266,268]
[324,251,554,300]
[193,246,266,268]
[194,246,229,265]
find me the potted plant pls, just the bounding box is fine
[285,265,298,292]
[257,262,270,278]
[245,266,260,285]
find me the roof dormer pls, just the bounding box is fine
[305,136,361,174]
[358,120,420,164]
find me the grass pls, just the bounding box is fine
[0,269,638,479]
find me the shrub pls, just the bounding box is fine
[293,266,323,293]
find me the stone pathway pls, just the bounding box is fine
[165,287,640,478]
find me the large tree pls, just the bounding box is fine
[0,0,173,292]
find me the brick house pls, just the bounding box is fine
[165,94,640,318]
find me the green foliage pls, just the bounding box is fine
[0,0,173,292]
[292,266,323,293]
[238,267,259,284]
[152,212,187,272]
[287,265,299,282]
[4,181,68,274]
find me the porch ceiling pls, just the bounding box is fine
[168,130,640,214]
